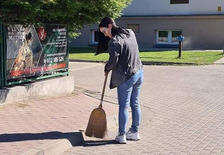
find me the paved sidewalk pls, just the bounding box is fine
[0,93,118,155]
[62,62,224,155]
[214,56,224,64]
[1,59,224,155]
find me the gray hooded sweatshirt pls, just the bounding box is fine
[105,29,143,89]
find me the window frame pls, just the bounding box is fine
[156,30,182,45]
[91,30,99,44]
[127,24,140,33]
[170,0,189,4]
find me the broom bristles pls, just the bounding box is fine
[85,107,107,138]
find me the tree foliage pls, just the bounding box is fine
[0,0,132,36]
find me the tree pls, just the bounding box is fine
[0,0,132,36]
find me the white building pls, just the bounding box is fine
[70,0,224,50]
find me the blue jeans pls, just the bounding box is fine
[117,68,143,135]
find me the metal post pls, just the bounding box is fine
[0,25,7,88]
[178,41,182,58]
[3,25,7,87]
[0,24,2,88]
[66,26,69,76]
[0,24,4,88]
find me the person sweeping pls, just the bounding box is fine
[98,17,144,144]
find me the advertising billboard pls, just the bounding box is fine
[6,25,68,80]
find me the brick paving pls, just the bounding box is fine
[61,62,224,155]
[0,93,117,155]
[1,61,224,155]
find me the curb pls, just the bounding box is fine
[19,113,119,155]
[19,133,83,155]
[69,59,106,64]
[213,63,224,65]
[141,61,197,66]
[69,59,198,66]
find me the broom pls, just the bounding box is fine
[85,73,108,138]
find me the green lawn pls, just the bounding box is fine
[69,47,224,65]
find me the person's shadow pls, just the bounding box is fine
[0,131,118,147]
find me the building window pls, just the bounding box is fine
[156,30,182,44]
[170,0,189,4]
[91,30,99,44]
[218,6,222,12]
[127,24,139,33]
[158,31,168,43]
[172,31,182,43]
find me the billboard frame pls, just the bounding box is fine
[0,24,69,88]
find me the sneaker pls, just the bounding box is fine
[115,134,127,144]
[126,129,140,140]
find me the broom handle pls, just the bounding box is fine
[99,73,108,108]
